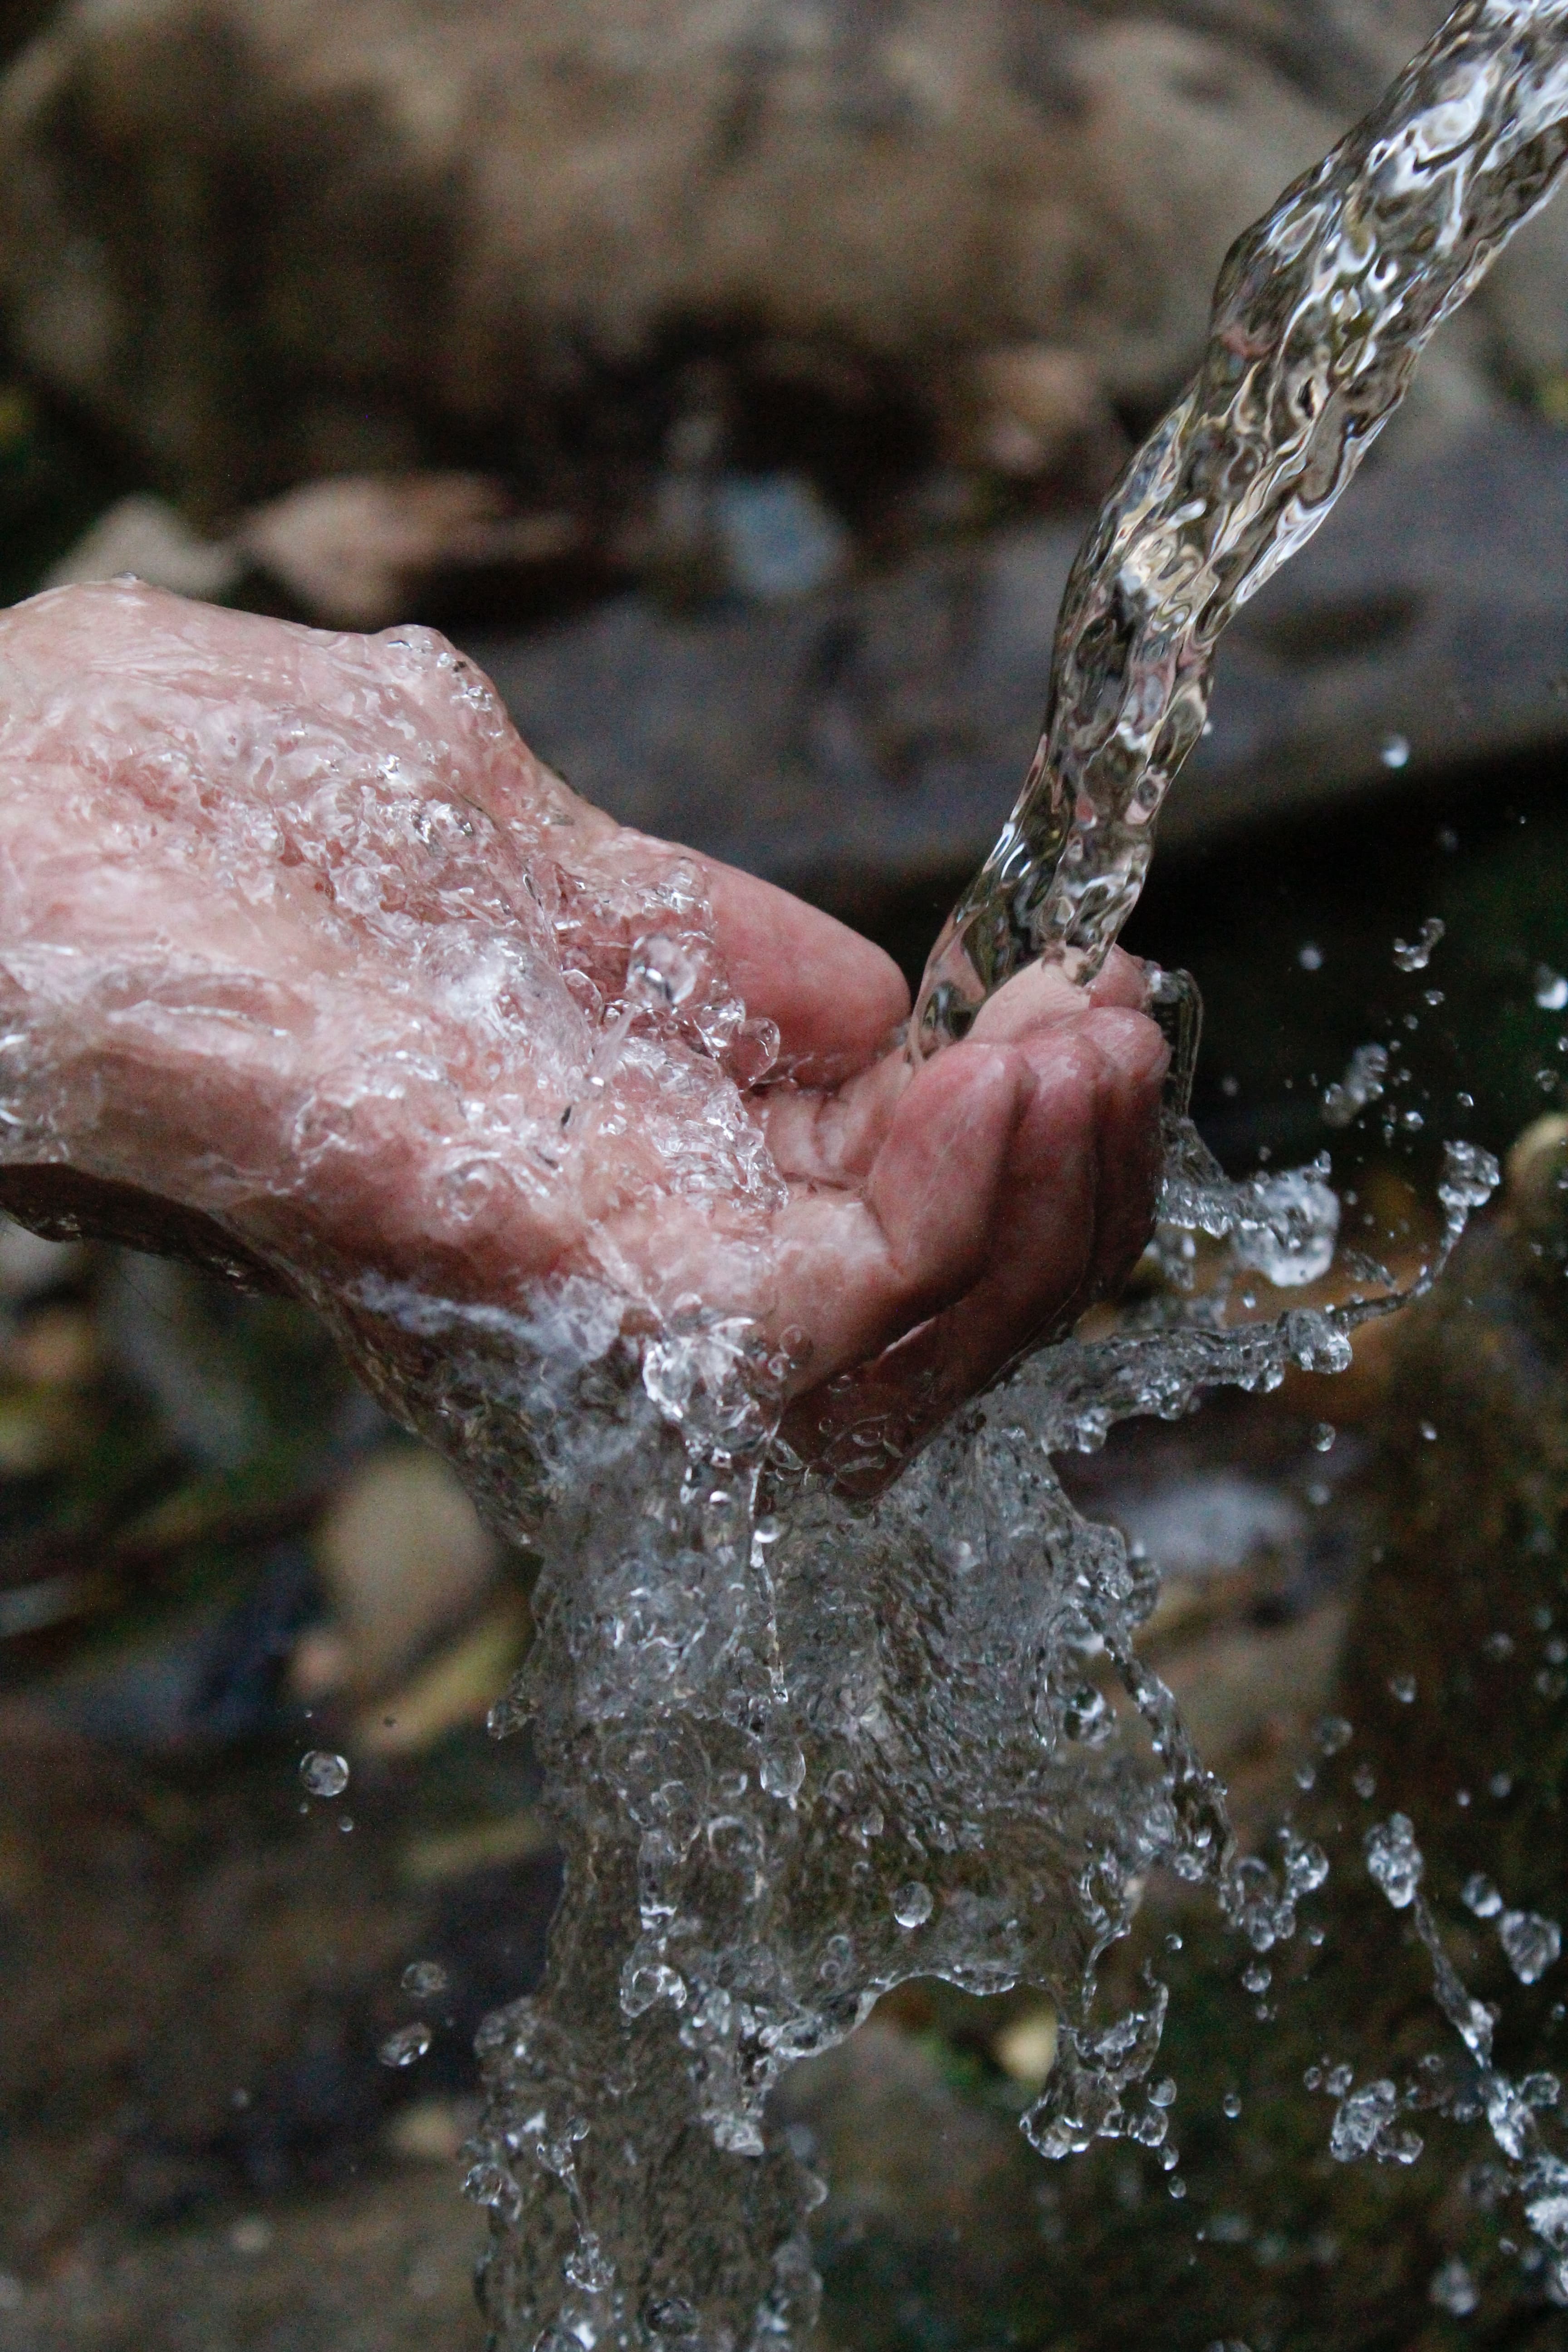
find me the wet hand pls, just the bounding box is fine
[0,582,1166,1472]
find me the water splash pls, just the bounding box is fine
[0,7,1562,2347]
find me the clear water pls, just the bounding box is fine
[3,6,1567,2347]
[914,0,1568,1043]
[431,8,1568,2339]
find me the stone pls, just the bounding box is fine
[0,0,1445,520]
[306,1444,502,1703]
[463,411,1568,930]
[235,475,580,631]
[40,493,241,602]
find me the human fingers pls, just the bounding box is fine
[786,1004,1167,1484]
[696,860,910,1080]
[965,943,1150,1043]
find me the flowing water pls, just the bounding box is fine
[433,8,1568,2342]
[6,6,1568,2348]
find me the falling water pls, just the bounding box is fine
[4,5,1568,2348]
[436,8,1568,2343]
[915,0,1568,1042]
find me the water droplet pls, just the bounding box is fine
[1352,1764,1377,1799]
[1392,917,1443,971]
[1241,1962,1271,1995]
[1298,942,1324,971]
[1537,967,1568,1011]
[1365,1814,1424,1908]
[1314,1715,1353,1755]
[1499,1909,1562,1985]
[1221,2091,1242,2119]
[892,1882,935,1930]
[1462,1873,1503,1918]
[1388,1671,1417,1704]
[1380,734,1411,769]
[1149,2077,1177,2108]
[1429,2256,1479,2315]
[378,2022,433,2068]
[759,1738,806,1801]
[402,1960,449,1999]
[299,1749,350,1798]
[338,1814,354,1833]
[1419,1420,1438,1442]
[1310,1422,1335,1452]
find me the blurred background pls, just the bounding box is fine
[5,2,1568,2347]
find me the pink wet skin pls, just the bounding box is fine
[0,581,1167,1482]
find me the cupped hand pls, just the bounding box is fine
[0,582,1166,1475]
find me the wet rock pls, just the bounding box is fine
[0,0,1442,519]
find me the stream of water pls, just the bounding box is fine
[5,5,1568,2347]
[390,9,1568,2345]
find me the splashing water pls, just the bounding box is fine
[446,8,1568,2339]
[0,8,1565,2348]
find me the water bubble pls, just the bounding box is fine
[1241,1962,1272,1995]
[1463,1875,1504,1917]
[1490,1771,1515,1800]
[1330,2078,1422,2166]
[1298,942,1324,971]
[1537,967,1568,1012]
[1063,1685,1114,1744]
[402,1960,449,1999]
[1419,1421,1438,1442]
[1380,734,1411,769]
[1149,2077,1177,2108]
[1314,1715,1353,1755]
[1483,1631,1515,1661]
[378,2022,433,2068]
[1388,1672,1417,1704]
[1429,2256,1480,2315]
[299,1749,349,1798]
[1499,1910,1562,1985]
[1438,1140,1500,1217]
[1523,2071,1563,2110]
[758,1738,806,1801]
[464,2162,521,2222]
[1392,917,1443,971]
[1335,1039,1392,1129]
[1284,1839,1330,1896]
[1352,1764,1377,1799]
[1222,2091,1242,2119]
[338,1815,354,1832]
[891,1882,935,1930]
[1310,1422,1336,1452]
[1365,1814,1424,1908]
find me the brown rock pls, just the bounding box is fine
[0,0,1365,519]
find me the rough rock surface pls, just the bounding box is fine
[0,0,1473,518]
[461,410,1568,925]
